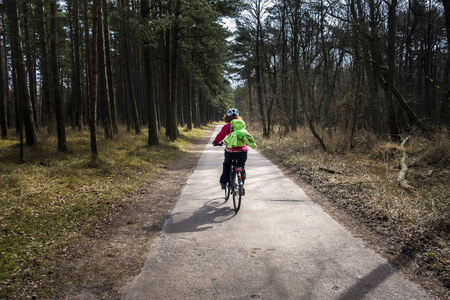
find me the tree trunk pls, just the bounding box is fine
[168,0,181,141]
[247,73,254,123]
[368,0,386,133]
[0,30,7,138]
[185,77,193,130]
[1,12,10,132]
[192,85,200,128]
[442,0,450,127]
[50,1,67,152]
[141,0,159,145]
[72,0,83,131]
[103,0,118,134]
[387,0,399,140]
[348,0,361,150]
[255,0,267,136]
[177,77,184,128]
[164,27,172,136]
[37,0,54,132]
[121,0,141,134]
[84,0,91,128]
[97,1,113,139]
[6,0,38,148]
[69,0,76,129]
[280,0,289,133]
[290,0,301,132]
[22,1,38,127]
[90,0,99,157]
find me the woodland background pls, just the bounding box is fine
[0,0,449,153]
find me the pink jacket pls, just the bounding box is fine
[214,123,249,152]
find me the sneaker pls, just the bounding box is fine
[221,183,226,190]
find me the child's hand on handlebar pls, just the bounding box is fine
[212,141,224,147]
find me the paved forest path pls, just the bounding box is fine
[120,125,431,300]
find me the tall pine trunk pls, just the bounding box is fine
[443,0,450,126]
[0,32,7,138]
[184,77,192,131]
[72,0,83,131]
[164,27,172,136]
[50,1,67,152]
[103,0,118,134]
[97,1,113,139]
[121,0,141,134]
[84,0,91,128]
[22,2,38,127]
[37,0,54,132]
[141,0,159,145]
[6,0,37,149]
[90,0,99,157]
[167,0,181,141]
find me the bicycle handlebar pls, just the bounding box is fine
[212,141,224,147]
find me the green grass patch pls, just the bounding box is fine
[0,126,208,297]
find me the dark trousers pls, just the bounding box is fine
[220,151,247,184]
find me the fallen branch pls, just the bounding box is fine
[320,181,381,189]
[398,137,414,191]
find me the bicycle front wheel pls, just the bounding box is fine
[233,183,242,212]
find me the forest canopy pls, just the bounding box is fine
[1,0,238,158]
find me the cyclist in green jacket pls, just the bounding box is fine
[212,108,256,194]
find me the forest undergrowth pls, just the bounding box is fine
[0,126,206,298]
[253,125,449,298]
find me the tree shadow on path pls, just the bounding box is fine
[164,198,236,234]
[337,239,430,300]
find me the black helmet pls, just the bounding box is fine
[226,108,239,117]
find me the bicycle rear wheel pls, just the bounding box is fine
[226,165,234,201]
[232,172,242,212]
[233,184,242,212]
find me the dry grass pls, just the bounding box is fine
[253,125,449,297]
[0,126,207,298]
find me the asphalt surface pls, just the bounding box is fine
[120,125,431,300]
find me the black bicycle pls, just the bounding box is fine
[214,142,244,212]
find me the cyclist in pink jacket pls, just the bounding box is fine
[212,108,248,193]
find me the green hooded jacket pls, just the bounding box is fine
[224,119,257,149]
